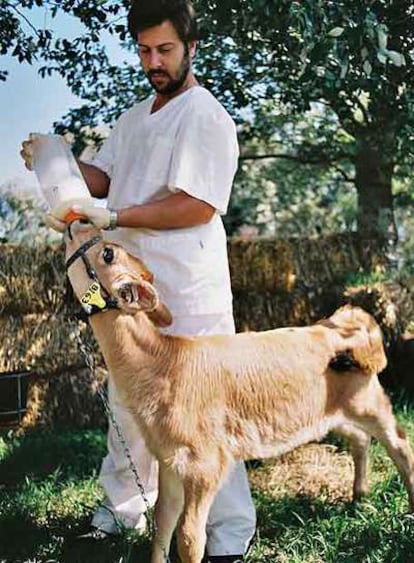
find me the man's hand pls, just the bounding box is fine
[20,138,34,170]
[71,204,115,230]
[45,213,66,232]
[20,133,73,171]
[44,204,116,232]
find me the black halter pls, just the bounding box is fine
[65,229,118,316]
[65,235,103,279]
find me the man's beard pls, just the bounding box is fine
[147,51,191,95]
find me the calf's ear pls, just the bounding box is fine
[147,302,173,327]
[116,278,172,326]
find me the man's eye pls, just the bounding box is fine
[103,247,114,264]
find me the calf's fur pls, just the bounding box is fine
[65,222,414,563]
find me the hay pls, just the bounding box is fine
[248,443,356,503]
[19,366,108,433]
[0,243,66,315]
[229,238,296,292]
[0,313,102,374]
[1,234,387,316]
[229,233,387,293]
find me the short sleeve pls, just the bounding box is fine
[167,100,239,214]
[92,122,120,178]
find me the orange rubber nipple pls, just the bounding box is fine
[64,209,87,224]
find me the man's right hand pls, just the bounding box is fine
[20,138,34,170]
[45,213,66,233]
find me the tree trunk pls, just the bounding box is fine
[354,132,397,242]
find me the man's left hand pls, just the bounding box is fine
[71,204,114,230]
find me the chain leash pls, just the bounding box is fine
[68,316,172,563]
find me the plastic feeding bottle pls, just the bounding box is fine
[30,133,92,223]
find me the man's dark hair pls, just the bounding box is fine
[128,0,198,43]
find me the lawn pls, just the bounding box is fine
[1,396,414,563]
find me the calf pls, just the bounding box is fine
[65,222,414,563]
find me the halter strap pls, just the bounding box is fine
[65,235,102,273]
[65,233,118,317]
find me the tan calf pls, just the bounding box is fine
[65,222,414,563]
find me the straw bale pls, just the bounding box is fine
[233,284,343,332]
[0,313,102,374]
[19,366,108,432]
[229,234,387,293]
[229,238,296,292]
[0,234,398,430]
[291,233,387,286]
[0,243,66,315]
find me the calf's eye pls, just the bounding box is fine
[103,247,114,264]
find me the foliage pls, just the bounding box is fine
[226,157,357,237]
[226,106,358,236]
[0,191,59,245]
[197,0,414,236]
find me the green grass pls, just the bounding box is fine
[1,398,414,562]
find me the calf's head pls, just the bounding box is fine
[65,221,172,327]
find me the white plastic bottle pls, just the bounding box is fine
[30,133,92,222]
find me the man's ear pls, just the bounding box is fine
[189,40,197,58]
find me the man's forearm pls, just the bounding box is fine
[116,191,215,230]
[78,161,110,199]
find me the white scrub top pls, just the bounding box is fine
[93,86,238,316]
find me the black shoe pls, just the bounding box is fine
[208,557,244,563]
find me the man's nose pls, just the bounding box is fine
[149,50,162,68]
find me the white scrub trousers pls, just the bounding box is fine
[92,313,257,556]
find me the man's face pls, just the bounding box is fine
[137,20,196,95]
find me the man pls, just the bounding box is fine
[21,1,256,561]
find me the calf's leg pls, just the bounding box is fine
[336,424,371,500]
[151,463,184,563]
[349,430,371,500]
[376,422,414,511]
[351,399,414,511]
[177,477,222,563]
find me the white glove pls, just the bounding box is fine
[45,213,66,232]
[71,204,117,230]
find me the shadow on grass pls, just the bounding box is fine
[0,510,180,563]
[0,429,180,562]
[0,428,107,486]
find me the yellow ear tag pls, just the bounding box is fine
[80,282,106,313]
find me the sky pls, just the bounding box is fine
[0,58,82,196]
[0,6,135,196]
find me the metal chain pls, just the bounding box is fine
[69,316,171,563]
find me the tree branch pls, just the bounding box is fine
[7,2,42,38]
[240,152,332,166]
[240,152,356,183]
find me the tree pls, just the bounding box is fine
[2,1,414,240]
[195,0,414,240]
[0,190,59,244]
